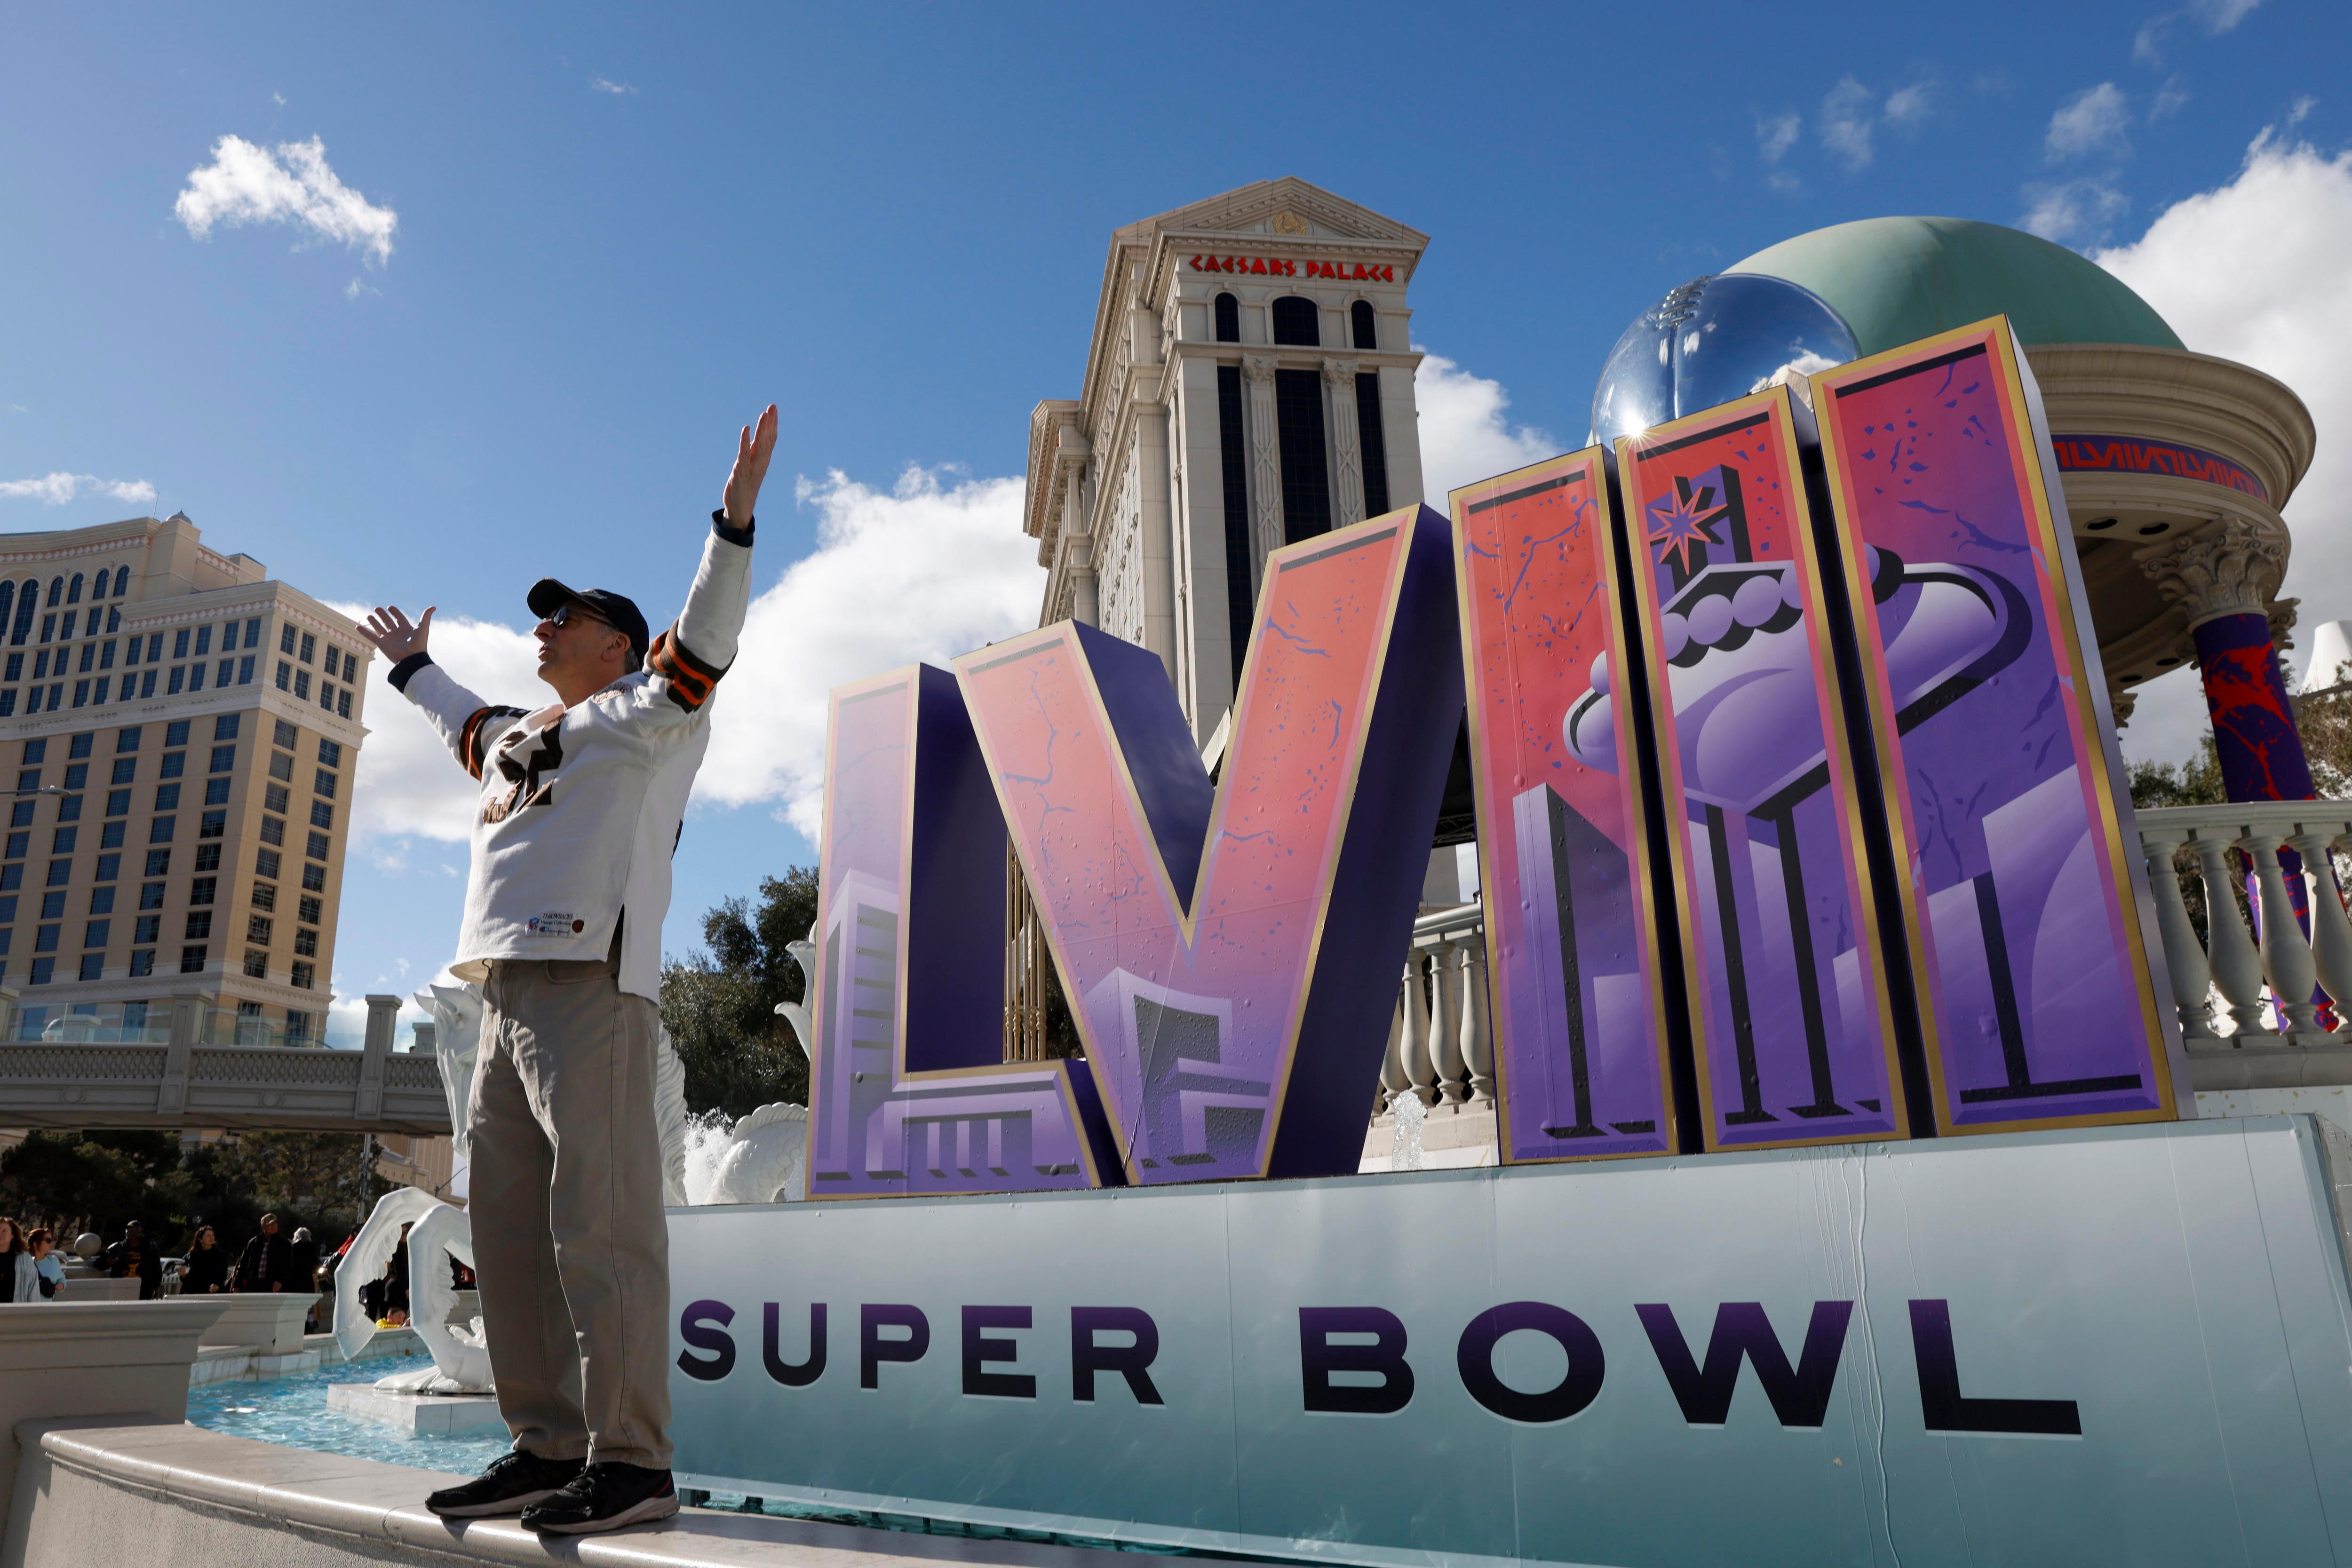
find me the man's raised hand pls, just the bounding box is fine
[723,404,779,532]
[359,605,435,664]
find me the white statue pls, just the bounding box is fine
[336,1186,491,1395]
[692,1101,809,1205]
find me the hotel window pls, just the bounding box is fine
[193,626,211,657]
[150,817,174,844]
[98,640,114,670]
[70,679,87,708]
[87,885,111,914]
[188,662,205,692]
[167,666,184,695]
[8,802,28,829]
[4,655,19,684]
[195,842,220,872]
[184,910,211,940]
[40,891,62,920]
[318,682,335,711]
[113,567,128,596]
[44,579,60,608]
[216,659,233,686]
[1351,299,1378,351]
[310,801,333,830]
[252,882,275,912]
[93,852,118,882]
[61,613,77,641]
[99,821,123,848]
[56,794,79,822]
[243,950,268,979]
[290,960,313,990]
[77,643,94,673]
[83,919,108,949]
[313,768,336,799]
[8,581,32,645]
[199,811,225,839]
[204,778,229,806]
[1356,372,1390,517]
[286,1009,310,1041]
[264,784,289,814]
[172,629,189,660]
[294,670,310,700]
[247,914,272,945]
[1214,292,1240,343]
[338,689,351,718]
[279,623,296,655]
[33,925,56,953]
[4,834,22,861]
[254,848,280,880]
[146,634,162,661]
[31,652,46,682]
[294,926,318,957]
[133,915,159,944]
[137,669,155,699]
[269,751,292,783]
[318,739,341,768]
[1216,363,1253,682]
[275,661,291,691]
[38,616,52,644]
[1270,295,1320,346]
[65,574,81,605]
[49,829,73,857]
[245,618,262,648]
[260,815,284,846]
[129,950,152,977]
[166,719,189,747]
[306,831,329,861]
[209,743,235,772]
[77,953,101,981]
[301,862,325,893]
[143,849,168,877]
[298,632,315,664]
[275,719,298,750]
[180,946,206,974]
[1274,367,1332,543]
[155,783,180,811]
[296,894,320,924]
[238,657,255,685]
[28,957,51,986]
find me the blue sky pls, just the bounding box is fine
[3,2,2346,1041]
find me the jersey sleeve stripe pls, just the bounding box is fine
[647,626,728,712]
[460,706,525,780]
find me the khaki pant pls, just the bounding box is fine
[470,949,672,1469]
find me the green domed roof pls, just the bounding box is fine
[1726,216,2183,356]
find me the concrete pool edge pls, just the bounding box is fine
[3,1419,1171,1568]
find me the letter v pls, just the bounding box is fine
[957,507,1464,1183]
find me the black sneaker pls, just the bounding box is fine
[519,1462,679,1536]
[424,1449,586,1518]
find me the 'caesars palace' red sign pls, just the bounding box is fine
[1190,254,1398,282]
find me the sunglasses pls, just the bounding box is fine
[543,604,615,634]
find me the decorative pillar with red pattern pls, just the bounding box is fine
[2140,518,2314,805]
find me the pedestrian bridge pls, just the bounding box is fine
[0,994,450,1134]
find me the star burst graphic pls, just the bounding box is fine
[1646,488,1723,575]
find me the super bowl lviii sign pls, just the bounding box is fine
[671,321,2351,1568]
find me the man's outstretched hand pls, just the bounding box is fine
[723,404,779,532]
[359,605,435,664]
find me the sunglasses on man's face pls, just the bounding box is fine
[543,604,614,634]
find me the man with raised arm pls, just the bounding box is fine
[359,405,776,1536]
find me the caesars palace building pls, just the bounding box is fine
[0,512,368,1046]
[1024,177,1431,745]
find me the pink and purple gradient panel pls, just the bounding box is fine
[1619,399,1904,1148]
[805,668,1101,1197]
[1456,453,1675,1161]
[958,526,1409,1185]
[1818,336,2166,1126]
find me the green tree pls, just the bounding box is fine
[660,867,818,1118]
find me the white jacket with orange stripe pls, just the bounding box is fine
[388,516,753,1000]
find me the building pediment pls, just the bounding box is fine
[1112,177,1428,251]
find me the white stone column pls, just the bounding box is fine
[1244,355,1284,570]
[1136,395,1177,684]
[1324,357,1364,528]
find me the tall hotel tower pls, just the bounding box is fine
[0,512,367,1046]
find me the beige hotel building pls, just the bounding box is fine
[0,511,368,1046]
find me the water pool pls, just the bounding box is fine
[186,1360,1223,1558]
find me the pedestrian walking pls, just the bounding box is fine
[0,1218,36,1303]
[179,1225,231,1294]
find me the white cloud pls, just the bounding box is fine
[2020,175,2130,243]
[1820,77,1876,171]
[174,135,397,266]
[2047,82,2133,162]
[2096,127,2352,765]
[344,276,379,301]
[1756,112,1802,192]
[2151,76,2191,120]
[1883,82,1936,131]
[1412,350,1560,502]
[590,77,636,95]
[0,472,155,507]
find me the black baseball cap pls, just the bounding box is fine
[527,579,651,665]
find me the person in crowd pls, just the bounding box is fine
[362,404,772,1535]
[178,1225,231,1294]
[0,1218,36,1303]
[101,1220,162,1299]
[289,1226,324,1330]
[236,1212,294,1292]
[27,1228,63,1300]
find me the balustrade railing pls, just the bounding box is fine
[2137,803,2352,1083]
[1380,901,1492,1115]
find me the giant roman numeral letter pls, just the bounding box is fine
[956,507,1463,1184]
